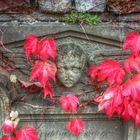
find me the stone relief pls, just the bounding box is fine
[56,43,86,88]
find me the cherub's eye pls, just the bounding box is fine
[72,67,79,72]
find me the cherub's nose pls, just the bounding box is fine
[66,69,73,76]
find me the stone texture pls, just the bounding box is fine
[107,0,140,14]
[38,0,72,13]
[75,0,106,12]
[0,0,31,13]
[1,19,140,139]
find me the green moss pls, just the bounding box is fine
[63,11,100,25]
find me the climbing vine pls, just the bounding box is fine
[88,30,140,126]
[1,30,140,139]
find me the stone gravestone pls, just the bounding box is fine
[0,21,140,140]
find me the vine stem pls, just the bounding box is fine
[80,23,90,41]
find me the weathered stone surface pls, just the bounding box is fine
[38,0,72,13]
[1,20,140,139]
[75,0,106,12]
[0,0,31,13]
[107,0,140,14]
[0,87,10,136]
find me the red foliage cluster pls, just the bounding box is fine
[24,34,57,98]
[23,34,84,136]
[1,119,38,140]
[88,30,140,126]
[59,94,80,113]
[19,31,140,136]
[66,118,84,135]
[16,126,38,140]
[59,94,84,135]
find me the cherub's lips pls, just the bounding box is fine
[63,79,74,83]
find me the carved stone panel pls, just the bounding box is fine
[1,22,140,139]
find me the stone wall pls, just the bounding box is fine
[0,0,140,140]
[0,0,140,14]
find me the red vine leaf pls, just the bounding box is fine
[24,34,38,59]
[1,136,16,140]
[96,85,123,118]
[122,98,131,121]
[124,55,140,73]
[30,60,57,86]
[43,83,54,98]
[2,119,15,133]
[122,74,140,101]
[97,59,125,85]
[38,37,56,60]
[87,65,98,81]
[135,113,140,126]
[127,101,137,119]
[59,94,80,112]
[16,126,38,140]
[123,30,140,56]
[66,118,84,135]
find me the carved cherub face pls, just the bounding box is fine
[57,43,86,87]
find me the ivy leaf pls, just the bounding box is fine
[24,34,38,59]
[97,59,125,85]
[123,30,140,56]
[124,55,140,73]
[43,83,54,98]
[16,126,38,140]
[87,65,98,81]
[127,101,137,119]
[122,74,140,101]
[2,119,15,133]
[1,136,16,140]
[135,112,140,126]
[96,85,123,118]
[66,118,84,135]
[59,94,80,112]
[122,99,131,121]
[30,60,57,86]
[38,37,56,60]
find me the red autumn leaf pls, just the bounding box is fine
[121,94,140,122]
[123,30,140,56]
[127,101,137,119]
[2,119,15,133]
[59,94,80,112]
[1,136,16,140]
[30,60,57,86]
[135,112,140,126]
[66,118,84,135]
[122,108,131,121]
[24,34,38,59]
[43,82,54,98]
[16,126,38,140]
[97,59,125,85]
[96,85,123,118]
[124,55,140,73]
[87,65,98,81]
[38,37,56,60]
[122,74,140,101]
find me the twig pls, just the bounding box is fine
[80,23,90,41]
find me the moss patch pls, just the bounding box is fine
[63,11,100,25]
